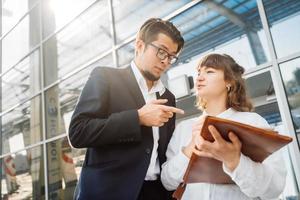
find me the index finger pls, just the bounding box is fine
[208,125,225,143]
[149,99,168,105]
[160,105,184,114]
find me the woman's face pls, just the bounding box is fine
[196,66,228,101]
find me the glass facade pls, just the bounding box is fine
[263,0,300,58]
[172,0,271,68]
[1,145,45,199]
[1,0,300,199]
[2,4,40,73]
[280,58,300,144]
[46,137,85,199]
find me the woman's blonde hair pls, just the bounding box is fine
[196,53,253,112]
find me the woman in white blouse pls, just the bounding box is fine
[161,53,286,200]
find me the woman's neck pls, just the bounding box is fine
[204,98,228,116]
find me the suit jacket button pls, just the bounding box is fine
[145,148,151,154]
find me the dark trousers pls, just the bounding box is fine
[138,179,170,200]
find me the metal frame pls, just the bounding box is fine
[277,51,300,64]
[108,0,118,67]
[243,65,272,79]
[39,0,49,197]
[0,133,67,160]
[114,0,202,51]
[0,0,40,40]
[257,0,300,191]
[0,0,2,197]
[1,0,100,77]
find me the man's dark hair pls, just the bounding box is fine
[138,18,184,54]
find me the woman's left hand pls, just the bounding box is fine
[194,125,242,172]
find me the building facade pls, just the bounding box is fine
[1,0,300,199]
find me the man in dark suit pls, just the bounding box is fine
[69,18,184,200]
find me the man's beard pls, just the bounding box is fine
[141,69,160,81]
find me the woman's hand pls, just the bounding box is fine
[194,125,242,172]
[182,115,206,158]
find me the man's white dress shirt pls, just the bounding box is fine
[131,61,166,180]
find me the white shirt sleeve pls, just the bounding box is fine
[222,114,287,199]
[161,120,193,191]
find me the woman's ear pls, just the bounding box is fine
[225,81,233,92]
[226,84,231,92]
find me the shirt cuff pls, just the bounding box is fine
[222,153,251,181]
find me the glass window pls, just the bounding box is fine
[45,54,113,139]
[1,96,43,154]
[1,146,45,199]
[171,0,270,70]
[245,71,282,124]
[46,137,86,199]
[116,42,134,67]
[42,0,96,39]
[2,5,40,72]
[279,58,300,144]
[43,0,112,86]
[1,49,40,112]
[113,0,189,43]
[263,0,300,58]
[1,0,39,36]
[246,67,297,199]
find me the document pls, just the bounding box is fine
[173,116,292,199]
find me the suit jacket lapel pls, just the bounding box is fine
[121,67,145,108]
[122,68,171,167]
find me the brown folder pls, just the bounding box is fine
[173,116,293,199]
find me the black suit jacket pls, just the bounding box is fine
[69,66,176,200]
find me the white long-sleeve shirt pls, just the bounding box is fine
[161,108,287,200]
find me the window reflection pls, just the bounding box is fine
[1,49,40,112]
[117,42,135,67]
[45,54,113,139]
[1,146,45,199]
[2,5,40,72]
[1,0,38,36]
[280,58,300,142]
[43,0,112,86]
[245,71,282,125]
[113,0,189,43]
[263,0,300,58]
[171,0,270,69]
[1,96,43,154]
[46,137,86,199]
[42,0,96,39]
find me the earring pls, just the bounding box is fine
[226,84,231,92]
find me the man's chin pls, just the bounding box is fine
[142,70,160,81]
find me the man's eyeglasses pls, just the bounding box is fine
[148,43,178,64]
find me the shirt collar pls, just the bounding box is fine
[203,107,236,118]
[130,61,165,95]
[217,108,236,118]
